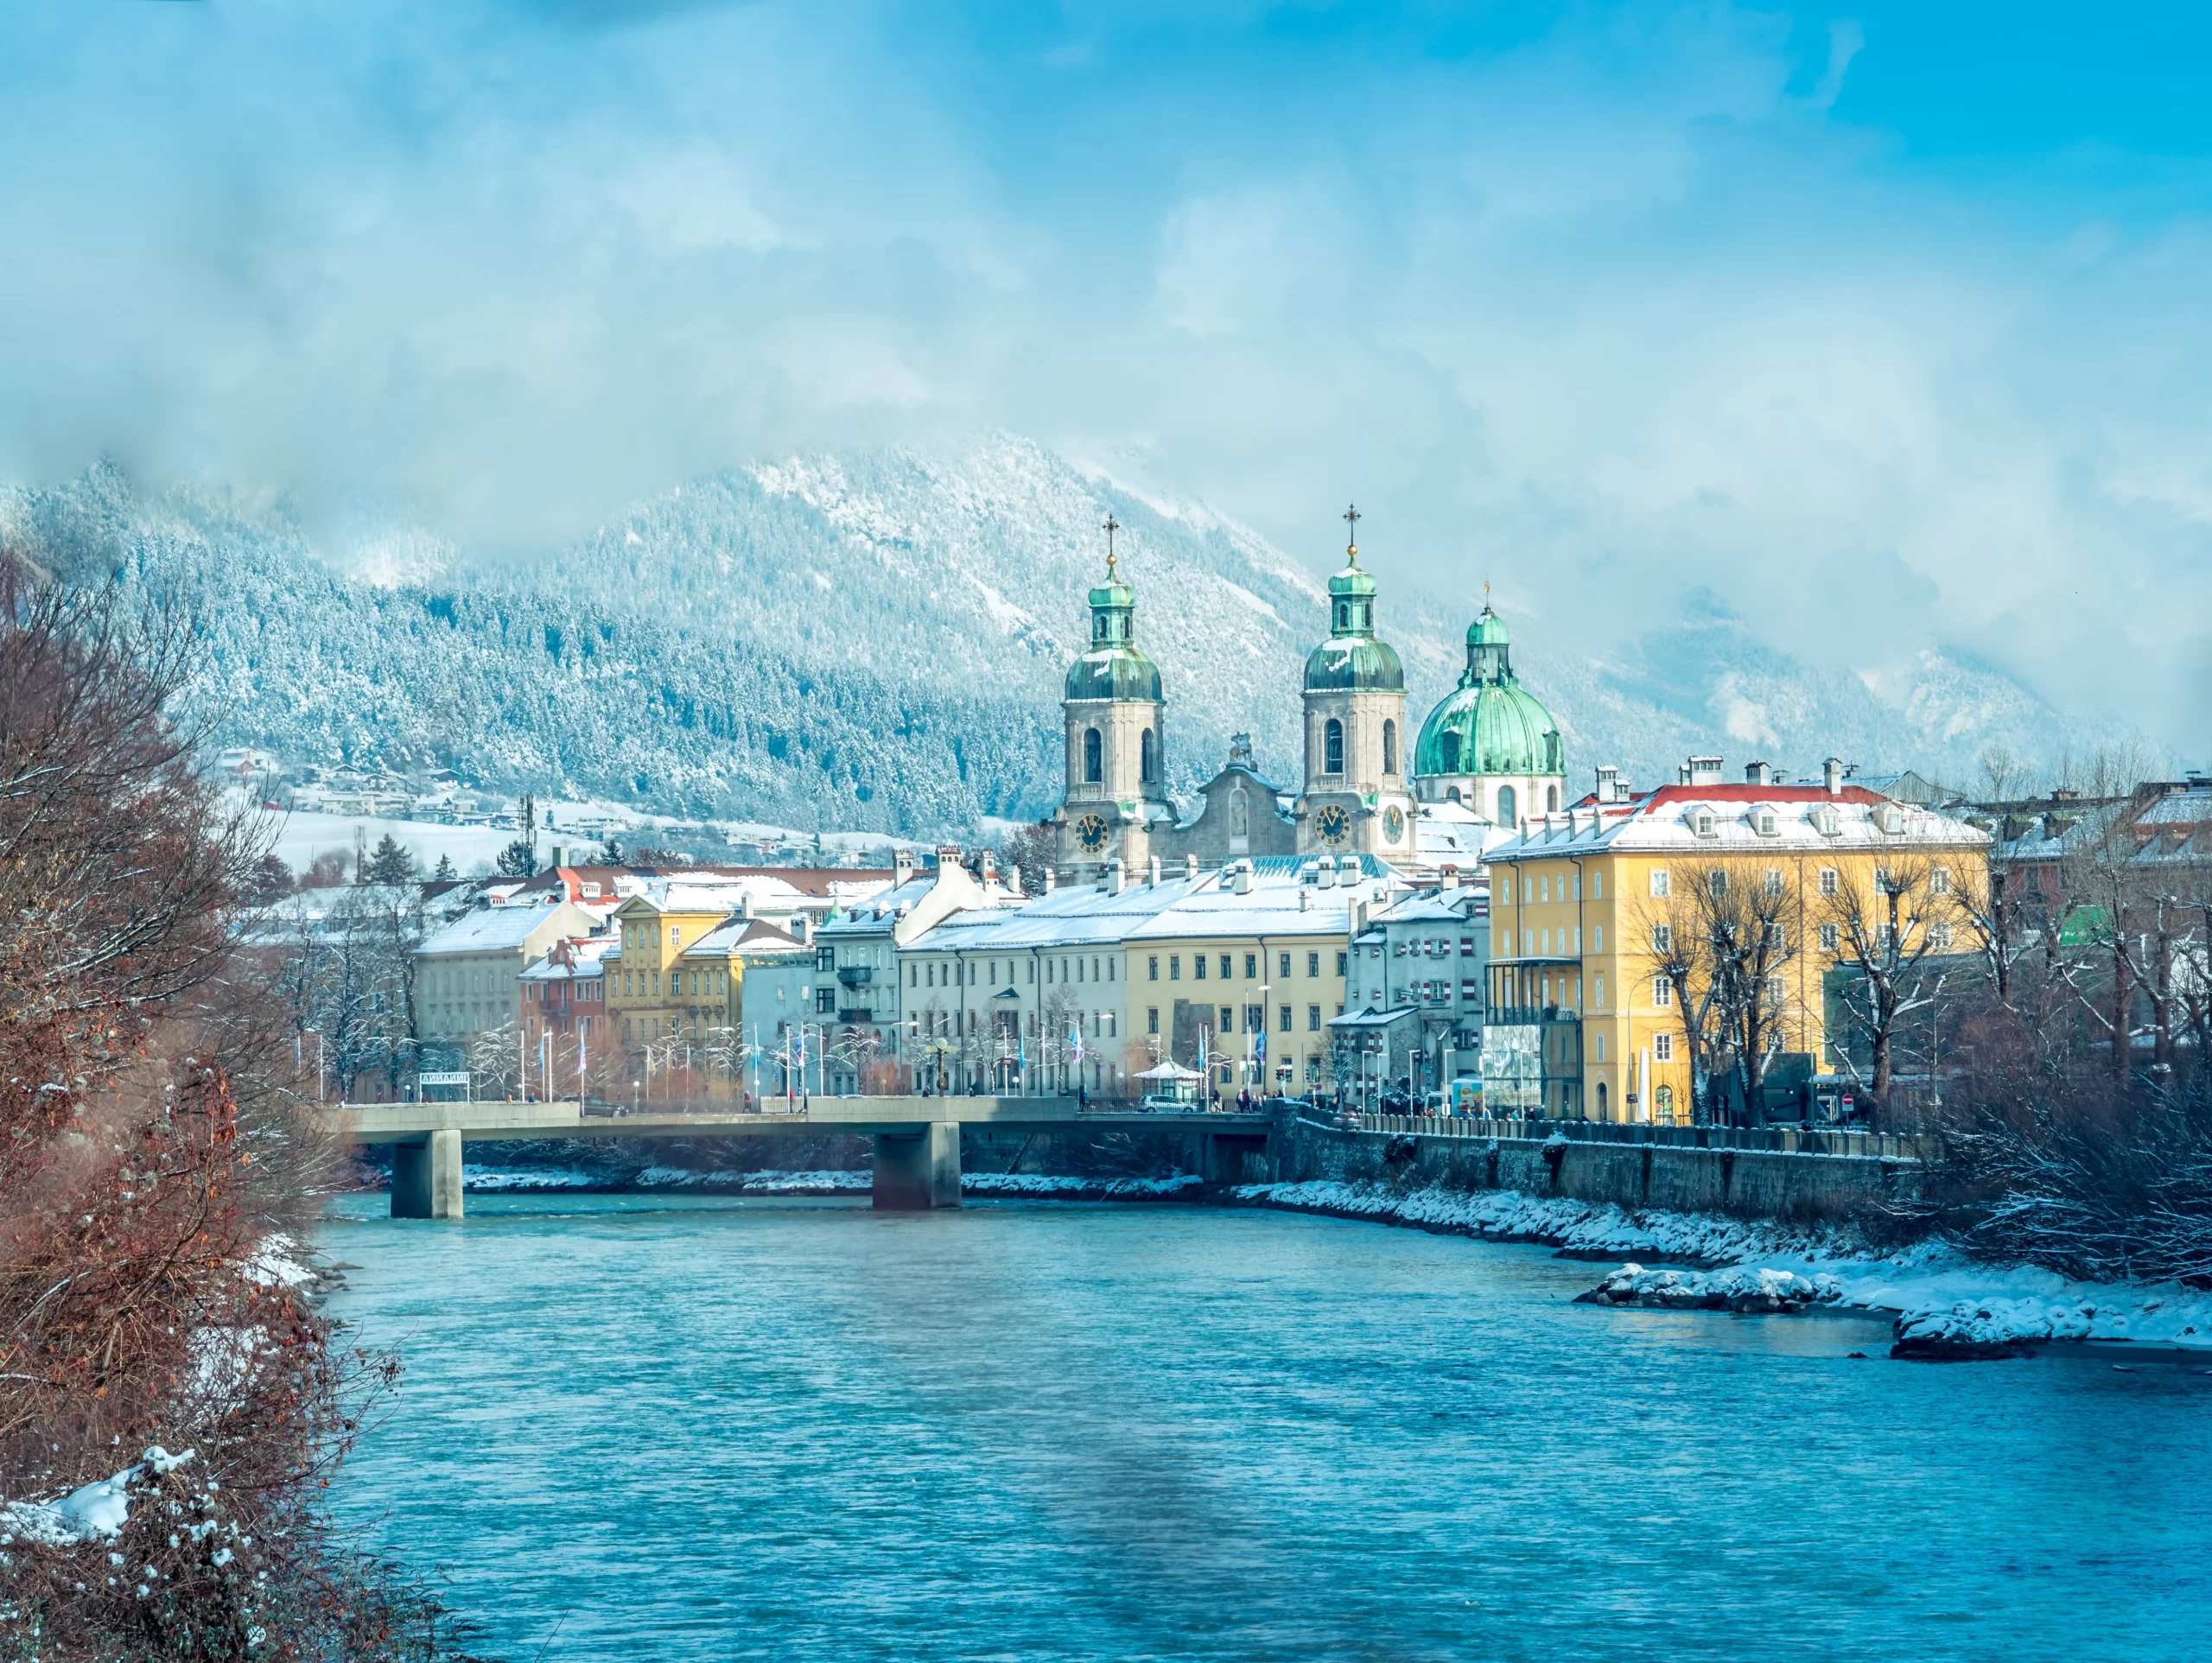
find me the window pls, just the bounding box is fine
[1764,869,1783,898]
[816,946,834,971]
[1764,976,1786,1006]
[909,964,917,987]
[671,927,682,948]
[1194,955,1206,981]
[815,987,835,1014]
[1820,923,1840,952]
[1757,811,1777,837]
[1707,869,1728,898]
[1931,867,1951,895]
[1148,955,1159,981]
[1593,926,1604,952]
[1930,922,1954,949]
[1596,1033,1605,1063]
[1875,866,1893,894]
[1279,1005,1292,1033]
[1652,975,1671,1007]
[1307,1005,1321,1031]
[1219,955,1231,980]
[1440,733,1462,772]
[1306,952,1319,977]
[1220,1006,1234,1032]
[1335,952,1348,976]
[1820,867,1839,898]
[1814,805,1840,837]
[1497,784,1517,825]
[1592,873,1604,899]
[1244,953,1256,978]
[1594,976,1605,1009]
[1141,727,1157,784]
[1169,956,1181,981]
[1084,727,1103,784]
[1382,720,1397,776]
[1656,1083,1674,1115]
[1650,869,1670,898]
[1459,936,1475,957]
[1651,924,1672,954]
[1694,809,1715,837]
[1147,1007,1159,1035]
[1654,1031,1675,1063]
[1324,718,1344,774]
[1875,924,1895,950]
[1280,952,1291,979]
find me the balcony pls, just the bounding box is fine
[837,1007,876,1025]
[836,966,874,987]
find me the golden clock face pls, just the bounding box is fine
[1076,812,1111,854]
[1382,805,1406,843]
[1316,804,1350,846]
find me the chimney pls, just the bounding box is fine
[1745,760,1772,786]
[936,845,963,875]
[1104,856,1125,895]
[1045,867,1057,894]
[1442,866,1461,890]
[740,892,755,921]
[978,850,998,885]
[1594,765,1619,804]
[1316,855,1337,889]
[793,913,812,945]
[1688,755,1724,787]
[1148,854,1162,886]
[1230,859,1251,895]
[1005,865,1024,896]
[1823,757,1844,797]
[1300,886,1311,912]
[893,847,916,886]
[1183,854,1199,879]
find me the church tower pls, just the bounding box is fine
[1051,519,1169,879]
[1294,506,1417,866]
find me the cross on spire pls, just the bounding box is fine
[1102,512,1122,576]
[1343,501,1361,559]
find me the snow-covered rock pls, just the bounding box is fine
[1577,1263,1840,1313]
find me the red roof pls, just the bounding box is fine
[1573,784,1891,812]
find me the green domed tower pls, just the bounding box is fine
[1412,599,1566,830]
[1052,526,1170,877]
[1294,506,1418,866]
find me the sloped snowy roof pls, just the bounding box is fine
[419,902,584,956]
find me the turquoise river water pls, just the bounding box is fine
[323,1193,2212,1662]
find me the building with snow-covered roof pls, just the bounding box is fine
[1334,877,1491,1107]
[416,895,604,1051]
[899,853,1403,1101]
[1484,756,1990,1125]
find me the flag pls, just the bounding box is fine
[1071,1022,1084,1065]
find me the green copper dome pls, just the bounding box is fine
[1065,553,1163,702]
[1414,604,1563,777]
[1304,539,1405,692]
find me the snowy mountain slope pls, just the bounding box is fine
[0,438,2138,835]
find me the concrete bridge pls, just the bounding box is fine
[336,1096,1276,1218]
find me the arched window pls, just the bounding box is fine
[1446,786,1462,804]
[1336,603,1348,631]
[1229,786,1249,839]
[1141,727,1157,784]
[1597,1079,1609,1119]
[1324,718,1344,775]
[1382,720,1397,776]
[1439,731,1461,773]
[1547,784,1560,812]
[1084,727,1103,784]
[1497,784,1517,826]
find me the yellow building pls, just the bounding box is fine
[1484,758,1990,1123]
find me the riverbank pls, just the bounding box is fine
[1229,1177,2212,1360]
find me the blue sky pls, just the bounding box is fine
[2,2,2208,751]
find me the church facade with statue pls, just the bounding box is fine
[1048,511,1567,881]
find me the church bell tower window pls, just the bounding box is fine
[1141,728,1157,784]
[1382,720,1397,777]
[1084,727,1103,784]
[1325,718,1344,776]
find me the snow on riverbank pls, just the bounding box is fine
[1231,1179,2212,1356]
[455,1165,1205,1201]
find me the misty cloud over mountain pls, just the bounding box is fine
[3,436,2144,835]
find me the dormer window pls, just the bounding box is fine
[1878,804,1904,835]
[1813,805,1840,837]
[1692,808,1716,838]
[1755,809,1777,837]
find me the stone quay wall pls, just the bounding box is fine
[1285,1115,1921,1222]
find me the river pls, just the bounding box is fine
[322,1193,2212,1661]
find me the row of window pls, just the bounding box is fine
[1650,865,1953,899]
[614,968,730,1000]
[1081,727,1161,784]
[1144,1004,1326,1035]
[1316,717,1397,778]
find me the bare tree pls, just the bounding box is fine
[1635,866,1728,1124]
[1694,859,1805,1124]
[1820,854,1961,1117]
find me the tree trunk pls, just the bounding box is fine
[2113,936,2133,1088]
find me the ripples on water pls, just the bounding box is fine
[322,1195,2212,1662]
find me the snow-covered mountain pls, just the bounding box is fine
[0,437,2139,835]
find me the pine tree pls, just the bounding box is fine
[363,833,417,885]
[599,837,623,865]
[431,853,457,880]
[496,839,537,878]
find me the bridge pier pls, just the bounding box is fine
[872,1123,961,1210]
[391,1129,465,1220]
